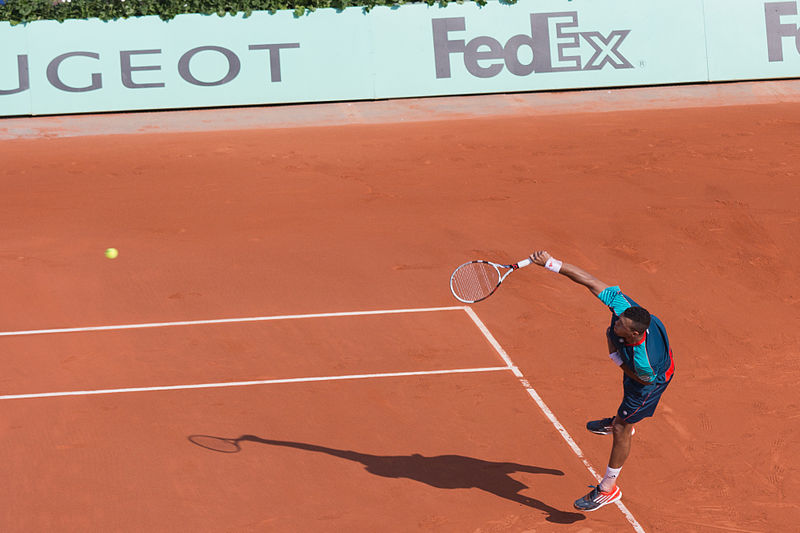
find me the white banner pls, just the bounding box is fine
[0,0,797,117]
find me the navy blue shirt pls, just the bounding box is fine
[598,286,674,385]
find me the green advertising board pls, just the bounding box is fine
[0,0,798,117]
[705,0,800,80]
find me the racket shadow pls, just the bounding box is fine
[187,434,585,524]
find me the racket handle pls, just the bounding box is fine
[516,258,533,268]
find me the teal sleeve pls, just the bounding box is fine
[597,286,631,316]
[630,343,656,383]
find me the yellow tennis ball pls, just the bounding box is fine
[105,248,119,259]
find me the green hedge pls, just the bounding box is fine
[0,0,503,24]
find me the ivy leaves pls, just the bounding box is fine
[0,0,498,24]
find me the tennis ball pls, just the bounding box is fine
[105,248,119,259]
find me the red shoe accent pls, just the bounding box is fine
[595,485,621,503]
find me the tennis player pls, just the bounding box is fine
[529,250,675,512]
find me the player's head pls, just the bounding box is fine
[617,306,651,336]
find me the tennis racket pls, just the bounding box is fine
[450,257,533,303]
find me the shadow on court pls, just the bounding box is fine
[188,434,585,524]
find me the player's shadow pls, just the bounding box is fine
[190,434,585,524]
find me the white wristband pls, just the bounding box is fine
[609,351,623,366]
[544,257,563,273]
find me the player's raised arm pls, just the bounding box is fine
[529,251,609,296]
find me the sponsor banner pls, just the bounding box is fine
[0,22,32,115]
[705,0,800,80]
[372,0,708,98]
[2,10,373,116]
[0,0,797,117]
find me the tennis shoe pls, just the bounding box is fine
[586,417,615,435]
[573,484,622,512]
[586,417,635,436]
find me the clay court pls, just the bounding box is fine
[1,82,798,532]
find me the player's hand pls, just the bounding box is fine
[529,250,552,267]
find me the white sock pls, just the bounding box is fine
[600,466,622,492]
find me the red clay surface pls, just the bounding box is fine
[1,84,799,532]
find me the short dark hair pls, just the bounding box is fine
[621,306,651,332]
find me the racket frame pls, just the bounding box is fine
[449,257,532,303]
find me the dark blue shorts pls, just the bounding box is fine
[617,376,672,424]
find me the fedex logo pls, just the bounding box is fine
[765,2,800,61]
[432,12,633,79]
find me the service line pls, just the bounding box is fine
[0,366,511,400]
[0,306,466,337]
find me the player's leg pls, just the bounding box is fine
[574,379,671,512]
[584,333,630,436]
[574,420,631,512]
[608,417,634,470]
[604,382,661,486]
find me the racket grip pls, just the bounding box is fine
[516,258,533,268]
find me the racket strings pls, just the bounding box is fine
[451,262,500,302]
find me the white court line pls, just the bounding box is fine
[0,366,510,400]
[462,307,646,533]
[0,306,466,337]
[2,303,645,530]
